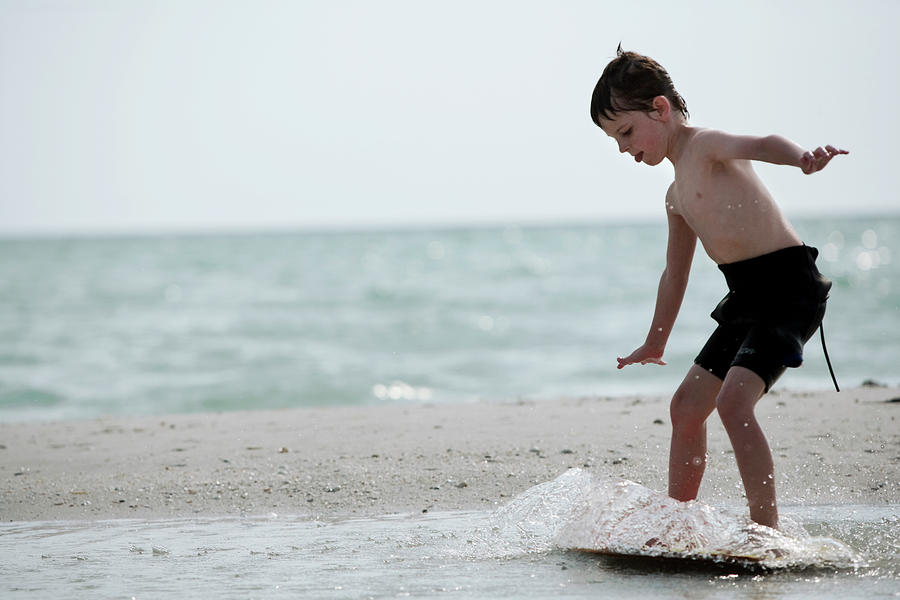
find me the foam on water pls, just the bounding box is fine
[466,469,862,570]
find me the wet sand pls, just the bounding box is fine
[2,386,898,522]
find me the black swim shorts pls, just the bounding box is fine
[694,245,832,392]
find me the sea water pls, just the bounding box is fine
[1,471,898,599]
[1,216,898,422]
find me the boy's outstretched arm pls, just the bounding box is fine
[696,130,848,174]
[617,195,697,369]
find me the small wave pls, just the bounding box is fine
[0,387,64,408]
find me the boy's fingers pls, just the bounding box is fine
[640,357,666,366]
[801,145,847,174]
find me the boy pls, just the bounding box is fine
[590,47,847,529]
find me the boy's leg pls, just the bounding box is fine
[715,366,777,529]
[668,364,721,502]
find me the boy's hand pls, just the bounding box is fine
[617,344,666,369]
[800,145,848,174]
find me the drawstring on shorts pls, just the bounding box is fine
[820,322,839,392]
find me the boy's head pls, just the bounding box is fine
[590,45,688,128]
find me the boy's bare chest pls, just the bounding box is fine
[669,156,794,263]
[670,157,758,218]
[670,158,718,216]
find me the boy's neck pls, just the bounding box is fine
[665,121,693,167]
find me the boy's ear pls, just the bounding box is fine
[651,96,671,122]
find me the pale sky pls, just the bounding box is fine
[1,0,897,236]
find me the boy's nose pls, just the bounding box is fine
[617,141,628,153]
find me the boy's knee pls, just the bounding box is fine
[715,371,764,427]
[715,393,753,428]
[669,384,713,431]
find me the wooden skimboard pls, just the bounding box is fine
[574,545,771,571]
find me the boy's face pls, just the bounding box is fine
[597,110,667,166]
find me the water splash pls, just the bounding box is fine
[466,469,861,569]
[452,469,592,559]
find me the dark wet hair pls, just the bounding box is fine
[590,44,689,127]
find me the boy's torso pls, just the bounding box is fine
[667,128,802,265]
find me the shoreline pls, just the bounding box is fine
[2,386,898,523]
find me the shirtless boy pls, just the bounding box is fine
[590,47,847,529]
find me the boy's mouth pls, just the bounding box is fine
[634,152,644,163]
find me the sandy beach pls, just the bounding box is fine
[2,386,898,523]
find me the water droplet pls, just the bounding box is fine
[822,242,839,262]
[478,315,495,331]
[856,251,875,271]
[862,229,878,249]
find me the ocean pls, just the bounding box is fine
[1,215,897,422]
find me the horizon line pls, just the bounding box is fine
[1,209,898,241]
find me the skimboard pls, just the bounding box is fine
[574,544,772,571]
[552,476,790,569]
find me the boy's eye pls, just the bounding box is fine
[623,128,632,136]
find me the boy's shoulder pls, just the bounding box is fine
[682,126,756,162]
[684,127,728,150]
